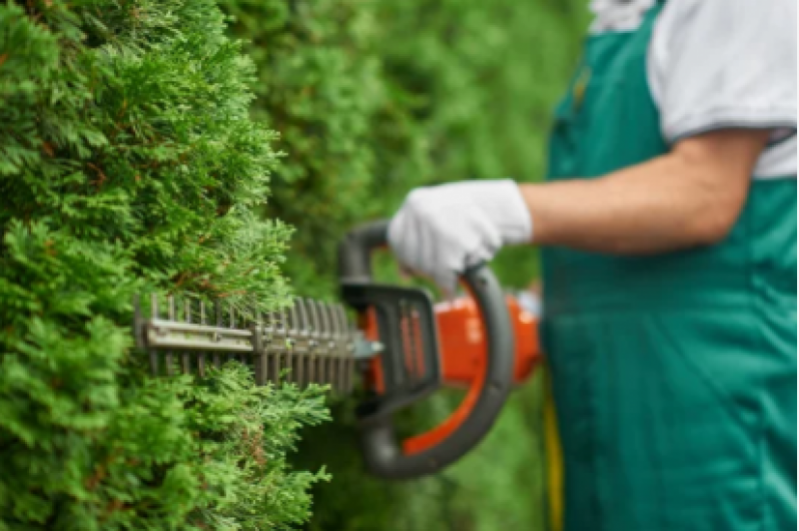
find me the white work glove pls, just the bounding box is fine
[387,179,533,294]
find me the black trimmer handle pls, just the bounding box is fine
[338,219,391,283]
[339,220,515,480]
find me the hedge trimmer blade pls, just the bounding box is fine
[134,294,380,394]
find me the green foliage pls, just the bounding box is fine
[3,0,590,527]
[0,1,326,528]
[219,0,388,295]
[222,0,587,296]
[219,0,588,529]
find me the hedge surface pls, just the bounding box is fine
[0,1,327,528]
[1,0,589,528]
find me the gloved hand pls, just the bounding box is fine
[388,179,533,293]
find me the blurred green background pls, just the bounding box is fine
[218,1,589,529]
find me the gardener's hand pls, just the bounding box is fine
[388,179,533,293]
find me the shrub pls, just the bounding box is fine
[0,1,327,528]
[1,0,589,527]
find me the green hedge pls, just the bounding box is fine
[0,1,327,528]
[1,0,588,528]
[220,1,587,529]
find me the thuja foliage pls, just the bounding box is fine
[0,1,328,528]
[219,0,588,530]
[219,0,389,296]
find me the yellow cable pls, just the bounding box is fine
[544,365,564,531]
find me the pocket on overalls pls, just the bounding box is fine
[548,70,633,180]
[570,73,631,177]
[546,65,586,180]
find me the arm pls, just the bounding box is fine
[520,128,770,254]
[388,0,793,289]
[387,129,770,292]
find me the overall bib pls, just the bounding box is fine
[542,3,797,530]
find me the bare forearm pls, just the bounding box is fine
[519,155,726,254]
[519,130,768,254]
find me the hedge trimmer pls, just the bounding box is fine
[134,220,541,480]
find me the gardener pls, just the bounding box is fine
[387,0,797,530]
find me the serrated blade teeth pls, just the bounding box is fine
[295,298,310,335]
[136,294,357,394]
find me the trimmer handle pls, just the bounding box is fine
[339,220,515,480]
[338,219,392,282]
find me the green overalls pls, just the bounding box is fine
[542,2,797,530]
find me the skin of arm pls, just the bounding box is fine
[519,129,771,254]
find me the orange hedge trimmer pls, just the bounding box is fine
[134,220,541,480]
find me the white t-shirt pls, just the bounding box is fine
[589,0,797,179]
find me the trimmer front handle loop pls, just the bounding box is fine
[339,220,515,480]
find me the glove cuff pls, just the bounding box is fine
[478,179,533,245]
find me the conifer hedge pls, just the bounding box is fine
[2,0,589,528]
[0,1,328,528]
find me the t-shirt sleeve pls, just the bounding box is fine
[648,0,797,144]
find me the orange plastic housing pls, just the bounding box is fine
[361,295,540,394]
[435,295,540,387]
[360,294,541,456]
